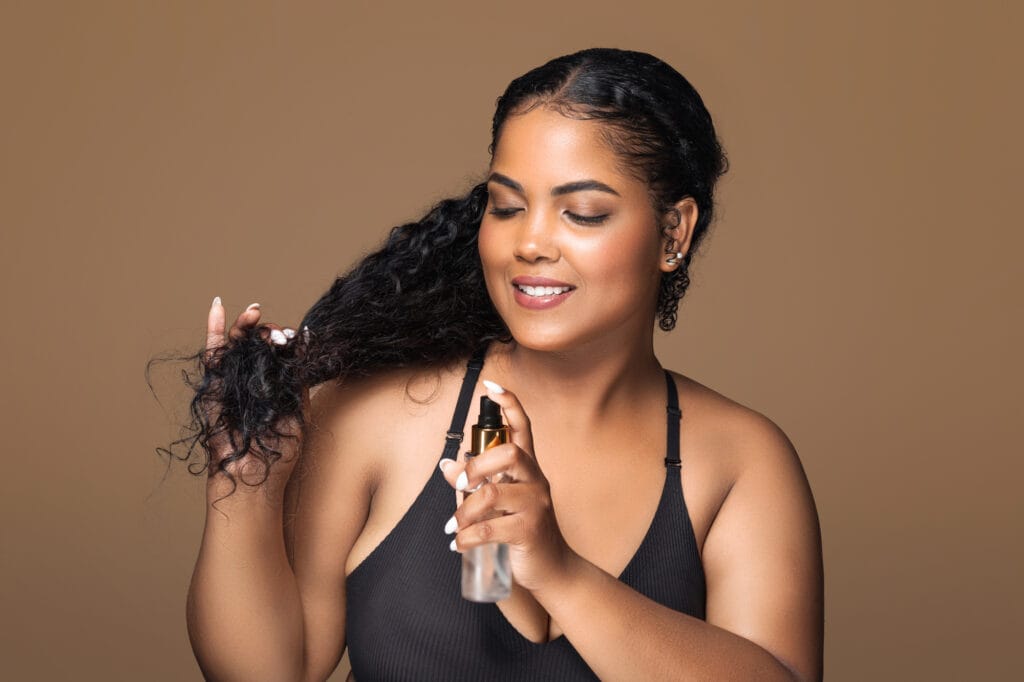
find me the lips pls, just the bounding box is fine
[510,276,575,310]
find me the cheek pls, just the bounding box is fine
[477,222,507,291]
[576,227,658,289]
[477,221,501,270]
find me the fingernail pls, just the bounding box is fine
[283,328,296,339]
[449,538,458,552]
[444,515,458,534]
[482,379,505,394]
[246,302,261,311]
[211,296,221,308]
[456,471,468,491]
[438,458,453,474]
[270,329,288,345]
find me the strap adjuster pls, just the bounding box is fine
[664,457,681,468]
[446,431,464,443]
[667,407,682,419]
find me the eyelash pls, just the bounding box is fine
[487,207,609,226]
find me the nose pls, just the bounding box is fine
[513,210,560,264]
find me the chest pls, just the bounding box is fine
[348,425,708,647]
[351,414,722,645]
[531,427,675,574]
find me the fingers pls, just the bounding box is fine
[450,477,539,522]
[438,448,524,507]
[449,512,522,553]
[480,380,535,458]
[439,456,462,486]
[206,297,226,357]
[457,442,540,493]
[212,299,297,347]
[262,324,295,346]
[447,483,553,552]
[228,302,263,341]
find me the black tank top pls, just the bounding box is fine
[345,345,706,680]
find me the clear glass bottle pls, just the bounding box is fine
[460,396,513,602]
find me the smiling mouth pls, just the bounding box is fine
[513,284,575,297]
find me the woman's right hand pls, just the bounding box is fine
[204,296,307,495]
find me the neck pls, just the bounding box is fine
[491,332,665,427]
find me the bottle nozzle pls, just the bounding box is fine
[476,395,503,428]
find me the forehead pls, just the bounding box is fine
[490,107,637,191]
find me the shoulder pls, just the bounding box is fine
[667,369,806,484]
[667,369,820,556]
[666,369,818,550]
[284,357,468,556]
[307,358,468,429]
[304,357,470,487]
[668,371,823,678]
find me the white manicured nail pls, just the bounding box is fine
[270,329,288,345]
[456,471,468,491]
[444,515,458,534]
[449,539,458,552]
[438,458,453,473]
[482,379,505,394]
[211,296,221,308]
[246,302,261,311]
[283,328,296,339]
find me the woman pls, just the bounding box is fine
[185,48,823,681]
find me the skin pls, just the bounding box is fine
[202,107,824,681]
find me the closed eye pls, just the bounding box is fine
[487,207,522,218]
[487,207,609,226]
[566,211,609,226]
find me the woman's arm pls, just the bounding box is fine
[185,300,306,681]
[533,414,824,681]
[187,467,307,681]
[186,301,375,682]
[187,379,376,682]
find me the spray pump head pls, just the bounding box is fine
[476,395,503,428]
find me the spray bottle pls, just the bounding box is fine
[461,395,513,601]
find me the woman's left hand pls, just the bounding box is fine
[440,380,579,593]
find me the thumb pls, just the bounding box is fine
[206,296,226,361]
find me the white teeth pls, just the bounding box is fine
[516,284,571,297]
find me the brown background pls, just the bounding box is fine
[1,1,1020,680]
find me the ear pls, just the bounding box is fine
[658,197,699,274]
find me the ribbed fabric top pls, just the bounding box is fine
[345,346,706,680]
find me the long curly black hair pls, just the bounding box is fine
[155,47,728,497]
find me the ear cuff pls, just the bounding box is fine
[664,234,684,267]
[663,210,684,267]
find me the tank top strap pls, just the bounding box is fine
[440,342,490,461]
[663,370,682,468]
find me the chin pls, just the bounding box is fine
[509,335,569,353]
[502,321,594,354]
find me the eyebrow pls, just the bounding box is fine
[487,172,621,197]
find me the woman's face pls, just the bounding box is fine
[478,106,670,353]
